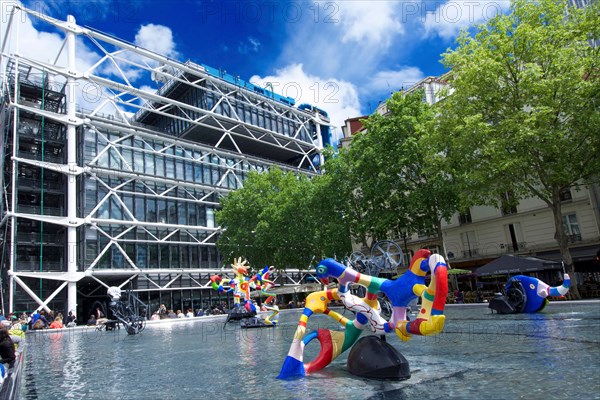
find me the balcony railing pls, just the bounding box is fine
[462,248,479,258]
[499,242,527,253]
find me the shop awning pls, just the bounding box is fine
[475,254,563,277]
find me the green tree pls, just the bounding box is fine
[341,90,460,256]
[216,167,352,271]
[318,147,373,249]
[308,158,355,260]
[437,0,600,297]
[216,168,282,267]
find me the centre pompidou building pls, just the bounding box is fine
[0,6,332,317]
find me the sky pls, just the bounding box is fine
[2,0,510,140]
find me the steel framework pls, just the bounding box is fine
[0,6,329,315]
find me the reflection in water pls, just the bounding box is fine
[20,303,600,399]
[60,331,85,399]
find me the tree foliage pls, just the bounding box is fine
[435,0,600,296]
[339,90,460,251]
[216,167,352,270]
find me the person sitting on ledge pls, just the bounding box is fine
[158,304,167,319]
[38,310,50,328]
[87,315,97,326]
[49,316,64,329]
[65,310,77,327]
[0,326,15,368]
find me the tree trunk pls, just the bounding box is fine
[436,220,457,291]
[551,190,580,299]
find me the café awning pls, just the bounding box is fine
[475,254,563,277]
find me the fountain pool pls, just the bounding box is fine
[20,301,600,399]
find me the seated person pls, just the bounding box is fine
[38,310,50,328]
[31,320,44,330]
[0,326,15,368]
[65,310,77,327]
[49,317,64,329]
[87,315,97,326]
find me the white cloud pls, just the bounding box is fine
[250,63,361,140]
[238,36,261,54]
[423,1,510,40]
[277,1,410,83]
[368,67,425,95]
[337,1,404,49]
[1,1,99,72]
[134,23,178,58]
[139,85,156,93]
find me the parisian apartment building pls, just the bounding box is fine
[340,74,600,286]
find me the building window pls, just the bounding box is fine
[459,210,472,225]
[559,188,572,202]
[425,245,440,255]
[206,208,215,228]
[562,213,581,242]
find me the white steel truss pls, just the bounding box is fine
[0,5,327,314]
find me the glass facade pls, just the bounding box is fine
[144,82,316,145]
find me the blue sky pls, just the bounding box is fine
[8,0,510,135]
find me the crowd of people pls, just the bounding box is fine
[148,302,233,320]
[146,299,305,320]
[0,310,77,332]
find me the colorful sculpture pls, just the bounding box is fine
[278,249,448,380]
[489,274,570,314]
[252,265,278,302]
[209,258,279,325]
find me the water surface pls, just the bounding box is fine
[21,302,600,399]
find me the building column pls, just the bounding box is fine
[66,14,78,314]
[7,7,22,313]
[316,118,325,167]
